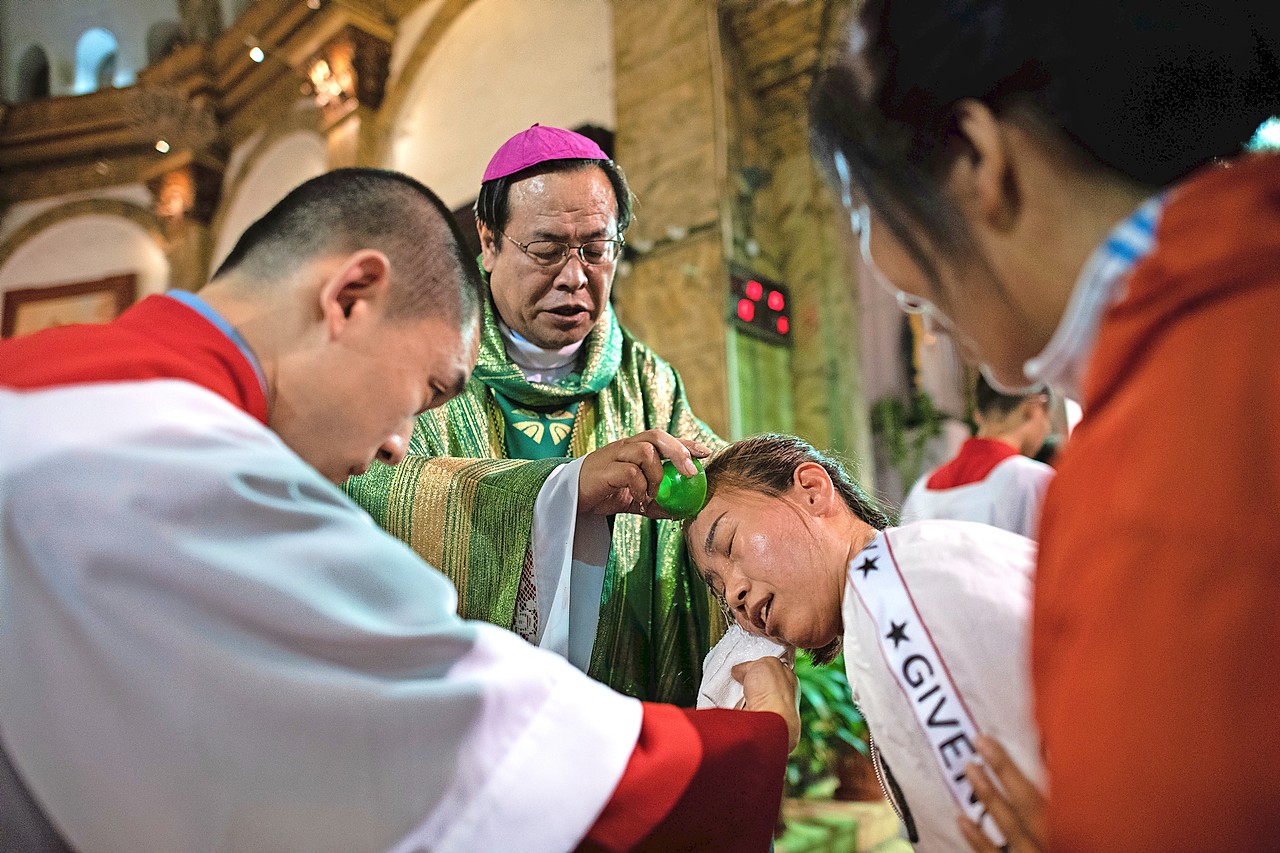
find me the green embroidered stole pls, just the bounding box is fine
[492,395,579,459]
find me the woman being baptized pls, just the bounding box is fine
[686,434,1044,852]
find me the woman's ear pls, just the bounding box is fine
[792,462,839,515]
[944,98,1020,233]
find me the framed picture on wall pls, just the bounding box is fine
[1,274,137,338]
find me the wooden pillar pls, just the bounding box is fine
[297,25,391,169]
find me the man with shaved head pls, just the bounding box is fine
[0,168,796,852]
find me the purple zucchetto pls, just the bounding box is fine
[481,124,609,183]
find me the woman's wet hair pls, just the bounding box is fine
[810,0,1280,283]
[703,434,890,531]
[696,434,889,665]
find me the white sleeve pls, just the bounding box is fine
[1000,459,1056,539]
[0,383,641,853]
[531,456,612,671]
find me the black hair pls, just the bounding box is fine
[1032,433,1061,467]
[811,0,1280,284]
[692,434,889,666]
[974,373,1044,417]
[702,433,890,532]
[473,158,634,244]
[212,167,483,326]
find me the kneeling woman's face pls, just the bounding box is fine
[687,480,848,652]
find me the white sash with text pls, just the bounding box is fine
[848,532,1004,846]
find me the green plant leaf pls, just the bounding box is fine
[798,682,829,716]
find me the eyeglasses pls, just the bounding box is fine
[849,205,935,316]
[832,152,1044,390]
[852,204,976,354]
[499,231,624,267]
[831,150,936,317]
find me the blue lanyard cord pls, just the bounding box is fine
[165,290,268,396]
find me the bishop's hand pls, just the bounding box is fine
[577,430,709,518]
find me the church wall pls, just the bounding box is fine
[209,128,328,271]
[0,214,168,330]
[613,231,729,432]
[387,0,447,86]
[715,0,877,482]
[0,184,155,245]
[0,0,178,99]
[383,0,614,210]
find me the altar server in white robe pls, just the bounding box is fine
[688,433,1043,852]
[0,168,798,853]
[901,375,1054,539]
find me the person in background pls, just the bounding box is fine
[811,1,1280,849]
[1029,435,1060,468]
[0,168,796,853]
[345,125,725,706]
[901,375,1053,538]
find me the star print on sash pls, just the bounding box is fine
[847,530,1002,845]
[855,555,879,578]
[886,620,909,648]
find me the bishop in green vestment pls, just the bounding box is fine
[344,126,724,705]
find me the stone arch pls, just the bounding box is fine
[0,200,164,275]
[371,0,474,165]
[14,44,51,102]
[0,201,170,333]
[373,0,615,208]
[74,27,120,94]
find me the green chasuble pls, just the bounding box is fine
[344,292,726,705]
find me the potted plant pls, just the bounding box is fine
[869,389,943,492]
[788,651,881,802]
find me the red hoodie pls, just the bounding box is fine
[1035,153,1280,852]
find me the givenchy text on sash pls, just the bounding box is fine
[848,532,1003,846]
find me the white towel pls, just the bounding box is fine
[696,624,794,709]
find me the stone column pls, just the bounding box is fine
[143,151,224,292]
[611,0,733,436]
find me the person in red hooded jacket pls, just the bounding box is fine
[811,1,1280,850]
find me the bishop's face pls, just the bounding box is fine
[687,486,848,652]
[480,166,620,350]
